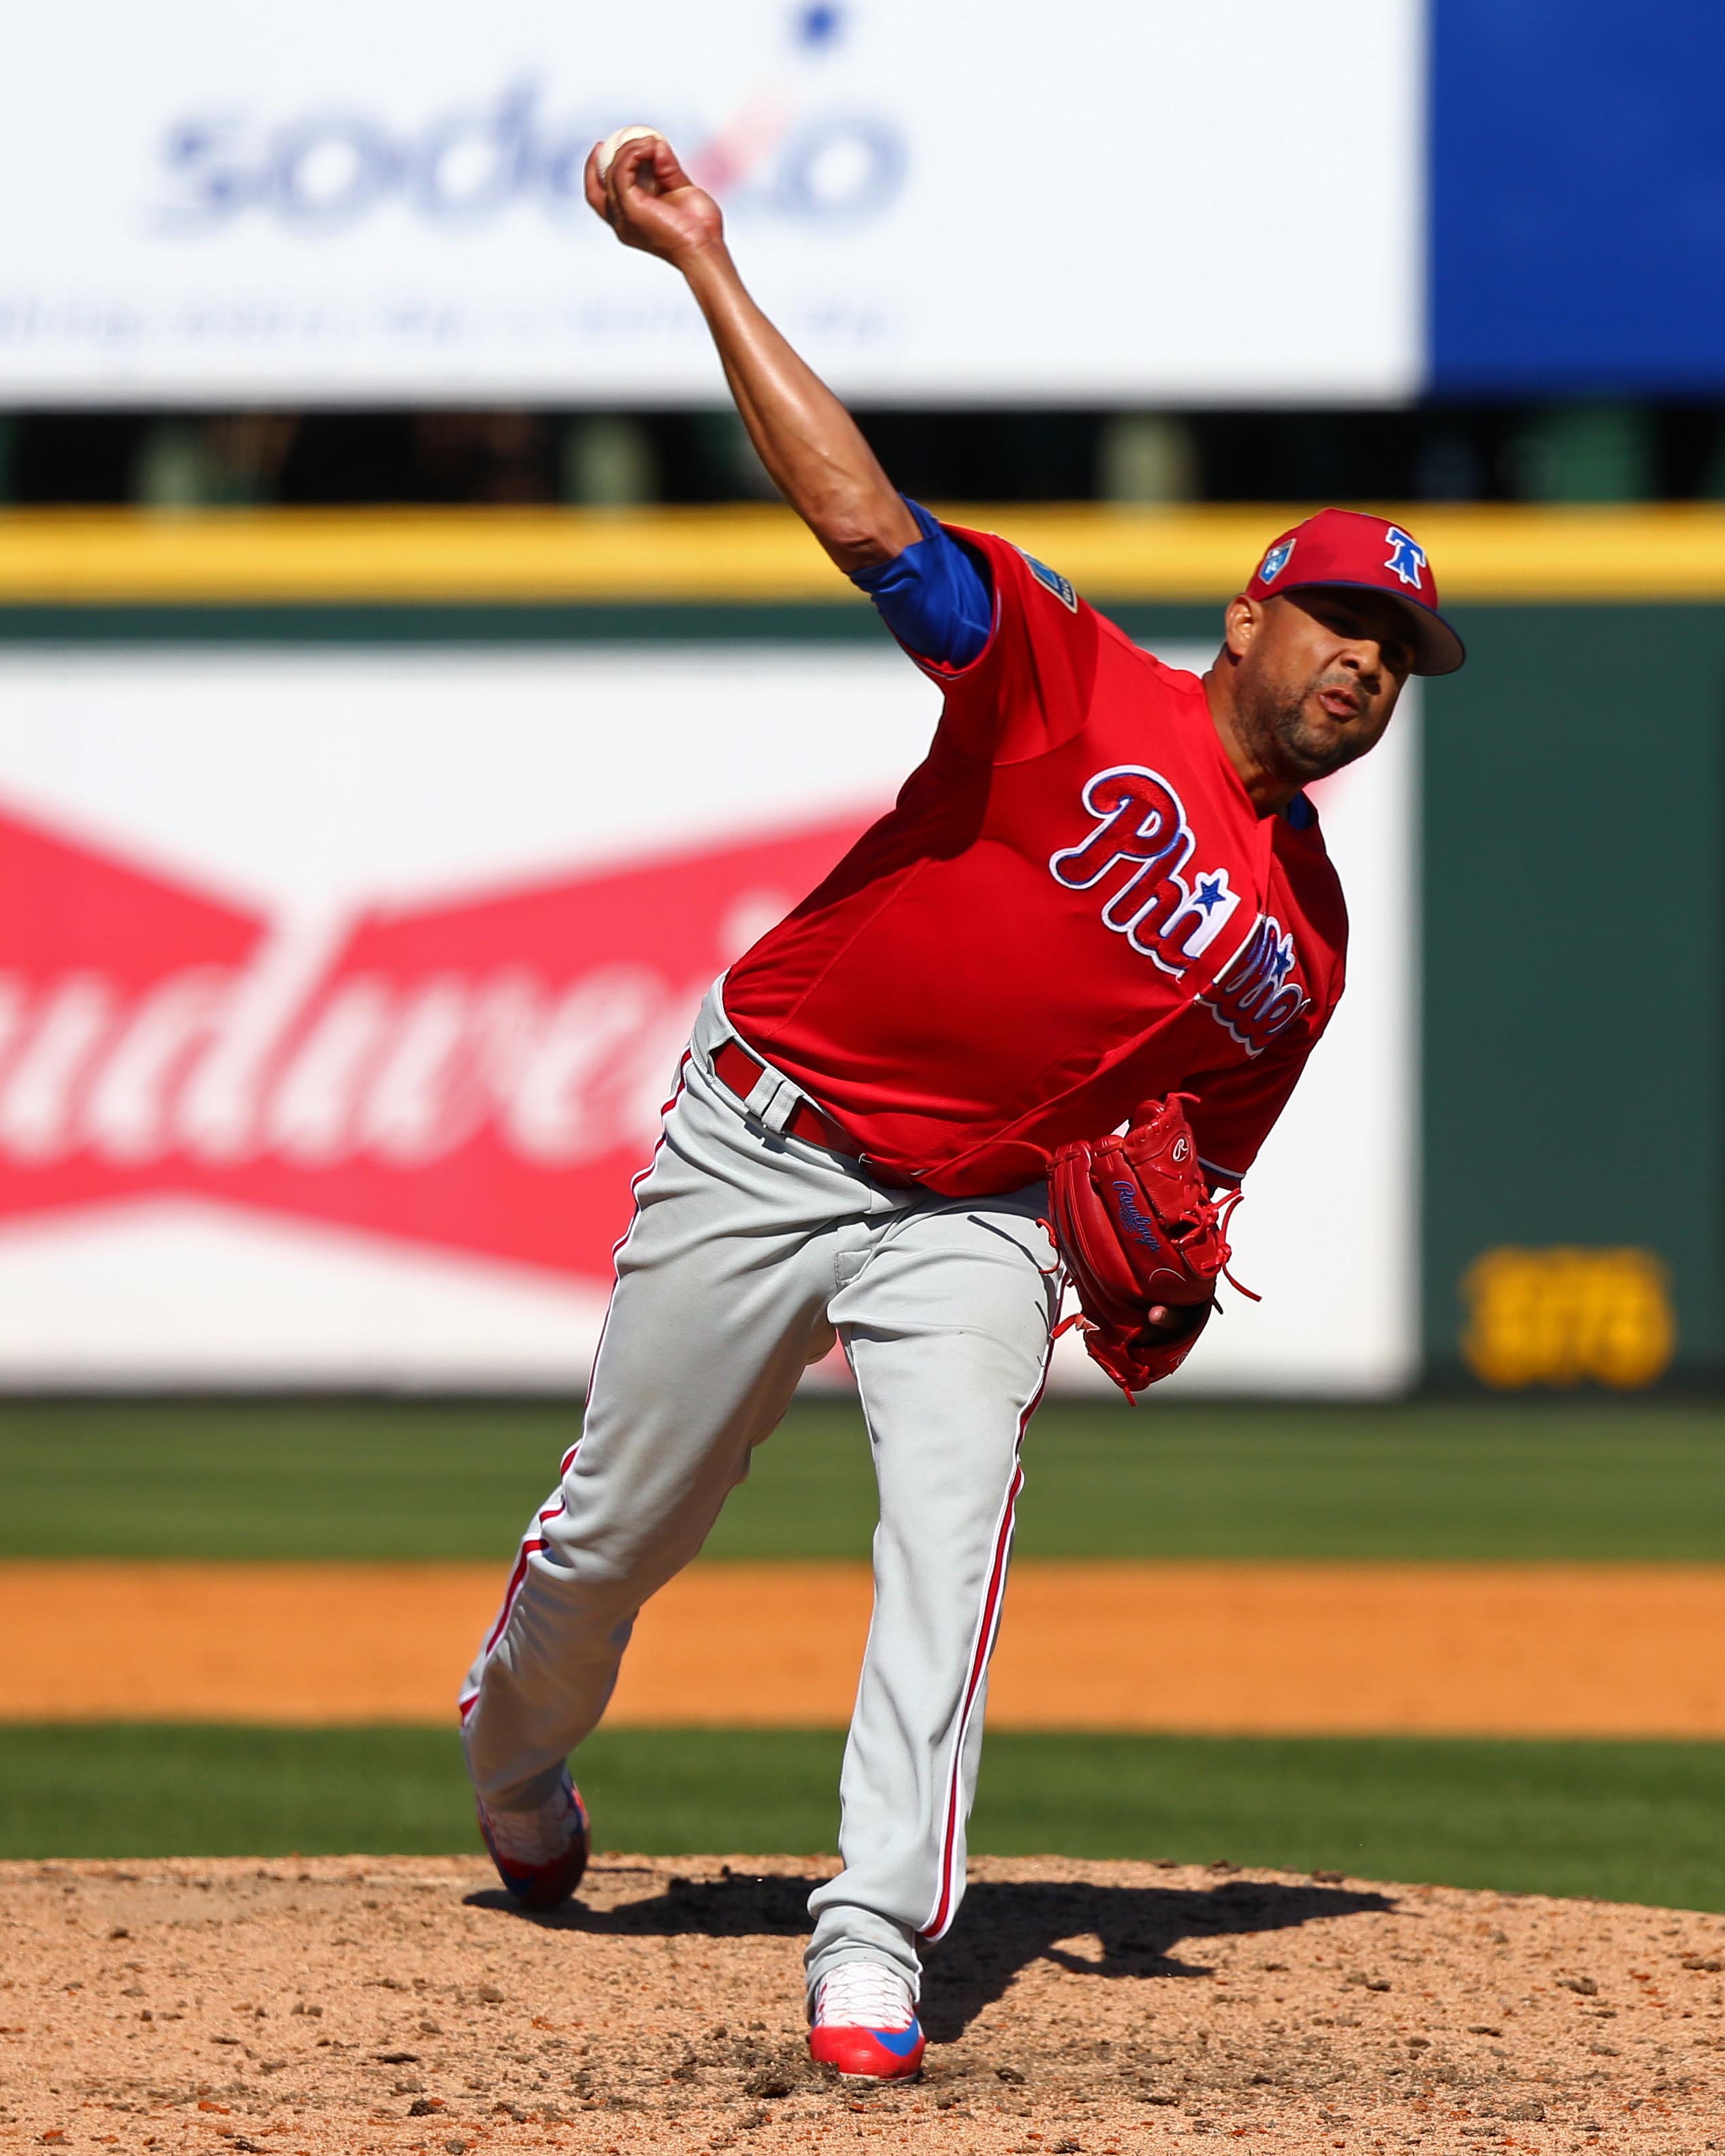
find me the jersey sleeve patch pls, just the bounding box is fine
[1017,549,1078,612]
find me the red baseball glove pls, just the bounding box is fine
[1047,1094,1254,1401]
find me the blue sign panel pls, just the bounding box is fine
[1430,0,1725,392]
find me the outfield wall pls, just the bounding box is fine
[1,507,1719,1393]
[1419,599,1725,1389]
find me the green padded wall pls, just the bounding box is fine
[1421,604,1725,1385]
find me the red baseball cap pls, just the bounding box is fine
[1245,507,1466,676]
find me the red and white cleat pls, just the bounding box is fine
[808,1961,925,2080]
[476,1770,590,1911]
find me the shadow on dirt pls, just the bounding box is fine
[919,1874,1395,2041]
[465,1865,817,1939]
[466,1867,1395,2042]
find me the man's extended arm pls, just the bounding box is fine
[584,133,918,575]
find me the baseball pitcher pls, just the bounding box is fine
[459,128,1466,2081]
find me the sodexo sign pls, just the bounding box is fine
[157,84,908,234]
[0,0,1421,402]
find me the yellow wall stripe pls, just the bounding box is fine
[1,504,1723,605]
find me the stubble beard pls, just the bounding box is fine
[1242,672,1375,787]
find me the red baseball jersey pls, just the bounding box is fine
[721,526,1348,1196]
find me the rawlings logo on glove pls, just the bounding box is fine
[1110,1180,1162,1247]
[1047,1094,1256,1401]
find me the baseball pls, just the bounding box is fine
[597,125,663,181]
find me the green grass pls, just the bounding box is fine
[4,1724,1722,1912]
[4,1397,1725,1562]
[12,1404,1720,1909]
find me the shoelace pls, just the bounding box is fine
[482,1779,580,1865]
[814,1963,915,2031]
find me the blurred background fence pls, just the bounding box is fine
[3,0,1725,1893]
[1,0,1722,1400]
[2,508,1720,1393]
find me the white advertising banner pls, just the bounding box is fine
[0,637,1414,1394]
[0,0,1421,405]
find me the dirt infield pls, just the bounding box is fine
[3,1856,1722,2156]
[9,1561,1725,1736]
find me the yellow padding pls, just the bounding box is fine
[1,504,1723,605]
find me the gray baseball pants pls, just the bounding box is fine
[460,983,1060,1999]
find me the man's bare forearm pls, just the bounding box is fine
[680,244,918,574]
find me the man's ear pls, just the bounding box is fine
[1222,594,1261,662]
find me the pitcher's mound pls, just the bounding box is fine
[3,1854,1722,2153]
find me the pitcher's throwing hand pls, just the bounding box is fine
[584,130,724,268]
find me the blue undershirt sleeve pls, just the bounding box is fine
[849,497,993,669]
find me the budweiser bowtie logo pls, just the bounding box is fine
[0,801,872,1279]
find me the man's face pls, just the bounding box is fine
[1224,588,1413,789]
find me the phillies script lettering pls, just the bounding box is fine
[1048,765,1242,976]
[1048,765,1308,1056]
[1201,913,1309,1057]
[0,802,870,1278]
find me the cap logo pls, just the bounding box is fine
[1258,537,1296,585]
[1383,525,1427,592]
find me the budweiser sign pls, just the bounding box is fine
[0,800,872,1278]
